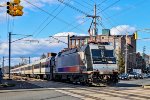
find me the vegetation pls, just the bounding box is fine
[117,48,125,74]
[40,53,46,59]
[0,83,15,87]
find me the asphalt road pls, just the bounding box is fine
[0,78,150,100]
[0,89,80,100]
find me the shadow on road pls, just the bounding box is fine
[113,83,142,87]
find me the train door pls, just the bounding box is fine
[32,65,34,75]
[40,62,41,74]
[50,57,55,80]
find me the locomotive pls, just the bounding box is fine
[11,42,118,86]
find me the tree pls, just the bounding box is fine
[40,53,46,59]
[117,48,125,74]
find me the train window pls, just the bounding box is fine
[61,53,80,67]
[25,67,28,70]
[92,49,102,58]
[42,64,45,68]
[28,66,32,70]
[34,64,39,69]
[104,50,114,57]
[45,64,48,68]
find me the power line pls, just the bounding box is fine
[23,0,83,32]
[100,0,120,12]
[80,0,93,7]
[67,0,121,32]
[97,0,108,7]
[72,0,92,10]
[105,0,146,20]
[32,3,62,37]
[34,1,69,37]
[58,0,89,16]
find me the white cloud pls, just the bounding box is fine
[0,32,86,65]
[2,57,40,66]
[110,25,136,35]
[0,32,86,57]
[0,0,58,20]
[75,15,86,24]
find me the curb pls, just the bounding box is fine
[143,85,150,89]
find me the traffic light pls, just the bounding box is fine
[13,5,24,16]
[7,2,14,16]
[6,0,23,16]
[133,31,138,40]
[13,0,20,4]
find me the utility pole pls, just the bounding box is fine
[2,56,4,73]
[125,33,128,74]
[143,46,146,58]
[29,57,30,64]
[68,34,70,48]
[8,32,11,79]
[94,4,97,36]
[87,4,99,36]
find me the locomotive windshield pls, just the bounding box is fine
[91,49,116,64]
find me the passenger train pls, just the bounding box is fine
[11,42,119,85]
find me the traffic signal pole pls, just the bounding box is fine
[125,33,128,74]
[8,32,11,79]
[2,56,4,73]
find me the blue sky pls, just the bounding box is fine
[0,0,150,65]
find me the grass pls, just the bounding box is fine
[0,83,16,87]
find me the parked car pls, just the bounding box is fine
[142,73,148,78]
[147,73,150,78]
[119,73,129,80]
[128,72,138,79]
[137,73,143,79]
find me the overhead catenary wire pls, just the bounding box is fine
[99,0,120,13]
[23,0,83,33]
[66,0,121,32]
[72,0,92,11]
[22,0,86,45]
[80,0,93,7]
[105,0,146,20]
[97,0,108,7]
[58,0,90,16]
[32,2,62,37]
[34,0,71,38]
[20,0,120,45]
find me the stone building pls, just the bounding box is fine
[136,52,146,72]
[69,29,136,72]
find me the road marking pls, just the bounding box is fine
[55,90,85,99]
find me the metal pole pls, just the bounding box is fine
[8,32,11,79]
[125,33,128,74]
[68,34,70,48]
[29,57,30,64]
[2,56,4,73]
[94,4,97,36]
